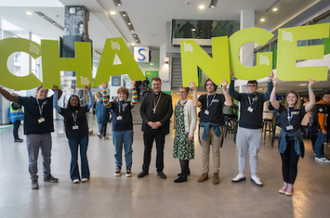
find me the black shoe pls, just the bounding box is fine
[31,180,39,189]
[44,174,59,183]
[126,167,132,177]
[114,166,121,177]
[177,168,191,176]
[174,176,187,183]
[157,172,167,179]
[137,171,148,178]
[14,138,23,143]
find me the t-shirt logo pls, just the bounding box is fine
[212,99,219,103]
[291,111,299,116]
[319,108,323,112]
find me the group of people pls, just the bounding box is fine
[0,72,328,196]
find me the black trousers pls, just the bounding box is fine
[280,140,300,184]
[100,123,108,137]
[13,120,21,140]
[142,130,165,172]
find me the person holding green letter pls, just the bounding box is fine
[189,79,232,185]
[0,85,62,189]
[270,78,315,196]
[229,71,274,187]
[53,84,94,184]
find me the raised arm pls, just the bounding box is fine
[101,81,112,109]
[188,81,201,107]
[228,71,239,100]
[0,87,19,104]
[222,79,232,106]
[130,79,138,108]
[52,85,61,113]
[85,84,94,110]
[270,78,280,110]
[304,78,316,112]
[263,71,274,101]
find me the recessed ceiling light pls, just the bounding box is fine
[150,63,153,65]
[131,43,135,46]
[110,11,116,15]
[117,3,121,6]
[128,22,131,25]
[192,29,196,31]
[52,21,56,25]
[26,11,33,15]
[299,83,307,86]
[273,8,278,11]
[199,5,205,9]
[211,5,215,8]
[260,18,265,22]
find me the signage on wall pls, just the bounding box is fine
[111,75,121,86]
[134,46,150,62]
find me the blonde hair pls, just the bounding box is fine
[284,90,301,110]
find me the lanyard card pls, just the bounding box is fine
[72,125,79,130]
[204,110,209,115]
[38,117,45,123]
[286,125,294,131]
[117,116,123,120]
[247,107,254,113]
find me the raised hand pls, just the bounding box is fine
[273,78,281,87]
[230,70,235,79]
[221,79,228,88]
[268,71,274,81]
[85,83,91,90]
[188,81,196,91]
[102,81,108,90]
[131,79,136,87]
[52,85,58,92]
[308,78,315,88]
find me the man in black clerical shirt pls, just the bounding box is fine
[138,77,173,179]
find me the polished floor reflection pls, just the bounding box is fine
[0,121,330,218]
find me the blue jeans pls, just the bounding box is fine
[112,130,133,167]
[68,136,90,180]
[315,131,325,158]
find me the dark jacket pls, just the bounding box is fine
[140,91,173,135]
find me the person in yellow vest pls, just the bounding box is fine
[10,101,24,142]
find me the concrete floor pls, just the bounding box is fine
[0,120,330,218]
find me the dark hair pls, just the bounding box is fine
[204,79,217,92]
[65,95,84,125]
[179,86,189,93]
[247,80,258,86]
[322,91,330,98]
[66,95,81,110]
[152,77,161,82]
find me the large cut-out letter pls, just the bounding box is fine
[277,23,330,81]
[41,40,92,89]
[229,28,273,80]
[0,38,41,90]
[94,38,145,85]
[180,36,230,87]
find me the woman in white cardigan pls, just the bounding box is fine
[173,87,197,183]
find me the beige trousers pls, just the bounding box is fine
[200,126,223,174]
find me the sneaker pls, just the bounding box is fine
[279,182,288,194]
[31,180,39,189]
[126,167,132,177]
[98,133,102,139]
[285,183,294,196]
[14,138,23,143]
[197,173,208,183]
[81,178,89,182]
[44,174,59,183]
[73,179,80,184]
[102,136,106,141]
[232,174,246,183]
[250,175,263,187]
[315,157,330,163]
[114,166,121,176]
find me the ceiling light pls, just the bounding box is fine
[128,22,131,25]
[199,5,205,9]
[110,11,116,15]
[192,29,196,31]
[299,84,307,86]
[26,11,32,15]
[52,21,56,25]
[118,3,121,6]
[150,63,153,65]
[260,18,265,22]
[273,8,278,11]
[123,14,126,16]
[131,43,135,46]
[211,5,214,8]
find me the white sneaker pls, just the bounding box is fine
[315,157,330,163]
[81,178,89,182]
[73,179,80,184]
[232,174,246,183]
[250,175,263,187]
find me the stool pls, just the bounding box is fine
[262,118,273,143]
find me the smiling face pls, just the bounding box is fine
[118,92,128,101]
[323,94,330,103]
[152,80,162,93]
[37,88,48,100]
[178,88,188,100]
[247,82,258,94]
[205,80,216,94]
[286,93,298,107]
[69,96,79,107]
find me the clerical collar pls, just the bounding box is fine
[154,92,161,95]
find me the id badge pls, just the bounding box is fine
[38,117,45,123]
[247,107,254,113]
[204,110,209,115]
[117,116,123,120]
[72,125,79,130]
[286,125,294,131]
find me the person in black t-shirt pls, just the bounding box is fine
[53,84,94,184]
[189,79,232,185]
[0,85,62,189]
[102,80,138,177]
[270,78,315,196]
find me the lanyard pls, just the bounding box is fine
[247,95,257,107]
[36,98,46,117]
[206,94,216,109]
[72,111,78,125]
[287,108,293,125]
[118,101,126,114]
[153,92,162,113]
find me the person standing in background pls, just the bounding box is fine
[10,100,24,142]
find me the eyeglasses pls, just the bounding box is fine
[178,91,186,94]
[247,85,257,88]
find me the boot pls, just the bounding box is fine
[197,173,208,183]
[213,173,220,185]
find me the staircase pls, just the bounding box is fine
[131,100,142,124]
